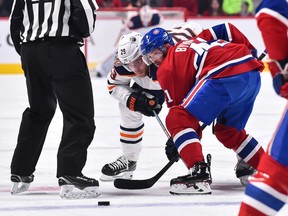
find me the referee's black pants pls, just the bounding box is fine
[11,38,96,178]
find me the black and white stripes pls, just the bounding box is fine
[10,0,98,47]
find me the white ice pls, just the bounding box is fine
[0,73,287,216]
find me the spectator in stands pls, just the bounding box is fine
[241,1,254,16]
[125,0,147,8]
[172,0,199,17]
[162,0,173,7]
[222,0,254,16]
[119,0,130,7]
[149,0,165,7]
[138,0,149,7]
[124,0,138,8]
[98,0,123,7]
[202,0,223,16]
[197,0,212,16]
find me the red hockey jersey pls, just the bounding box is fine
[157,38,264,107]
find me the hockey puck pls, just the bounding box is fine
[98,201,110,206]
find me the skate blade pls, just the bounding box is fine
[11,182,30,195]
[100,171,133,182]
[59,185,100,199]
[170,182,212,195]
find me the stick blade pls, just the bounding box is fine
[114,178,154,189]
[114,158,177,190]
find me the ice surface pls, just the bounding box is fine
[0,73,287,216]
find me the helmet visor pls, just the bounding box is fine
[124,56,145,72]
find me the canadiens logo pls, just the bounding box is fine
[153,29,160,35]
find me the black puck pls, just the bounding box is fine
[98,201,110,206]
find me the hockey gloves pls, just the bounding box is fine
[165,137,179,161]
[268,60,288,99]
[127,92,162,116]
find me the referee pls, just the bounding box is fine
[9,0,100,199]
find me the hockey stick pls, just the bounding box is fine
[114,110,177,190]
[153,110,170,139]
[258,49,267,61]
[113,155,178,189]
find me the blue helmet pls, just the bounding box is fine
[140,27,174,56]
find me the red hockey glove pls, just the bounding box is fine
[126,92,162,116]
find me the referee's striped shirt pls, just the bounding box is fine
[10,0,98,51]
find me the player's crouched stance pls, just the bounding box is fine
[140,27,265,195]
[100,32,164,181]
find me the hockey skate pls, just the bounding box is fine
[235,158,257,186]
[58,175,100,199]
[11,174,34,195]
[170,154,212,195]
[100,156,137,181]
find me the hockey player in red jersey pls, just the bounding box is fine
[140,27,265,195]
[238,0,288,215]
